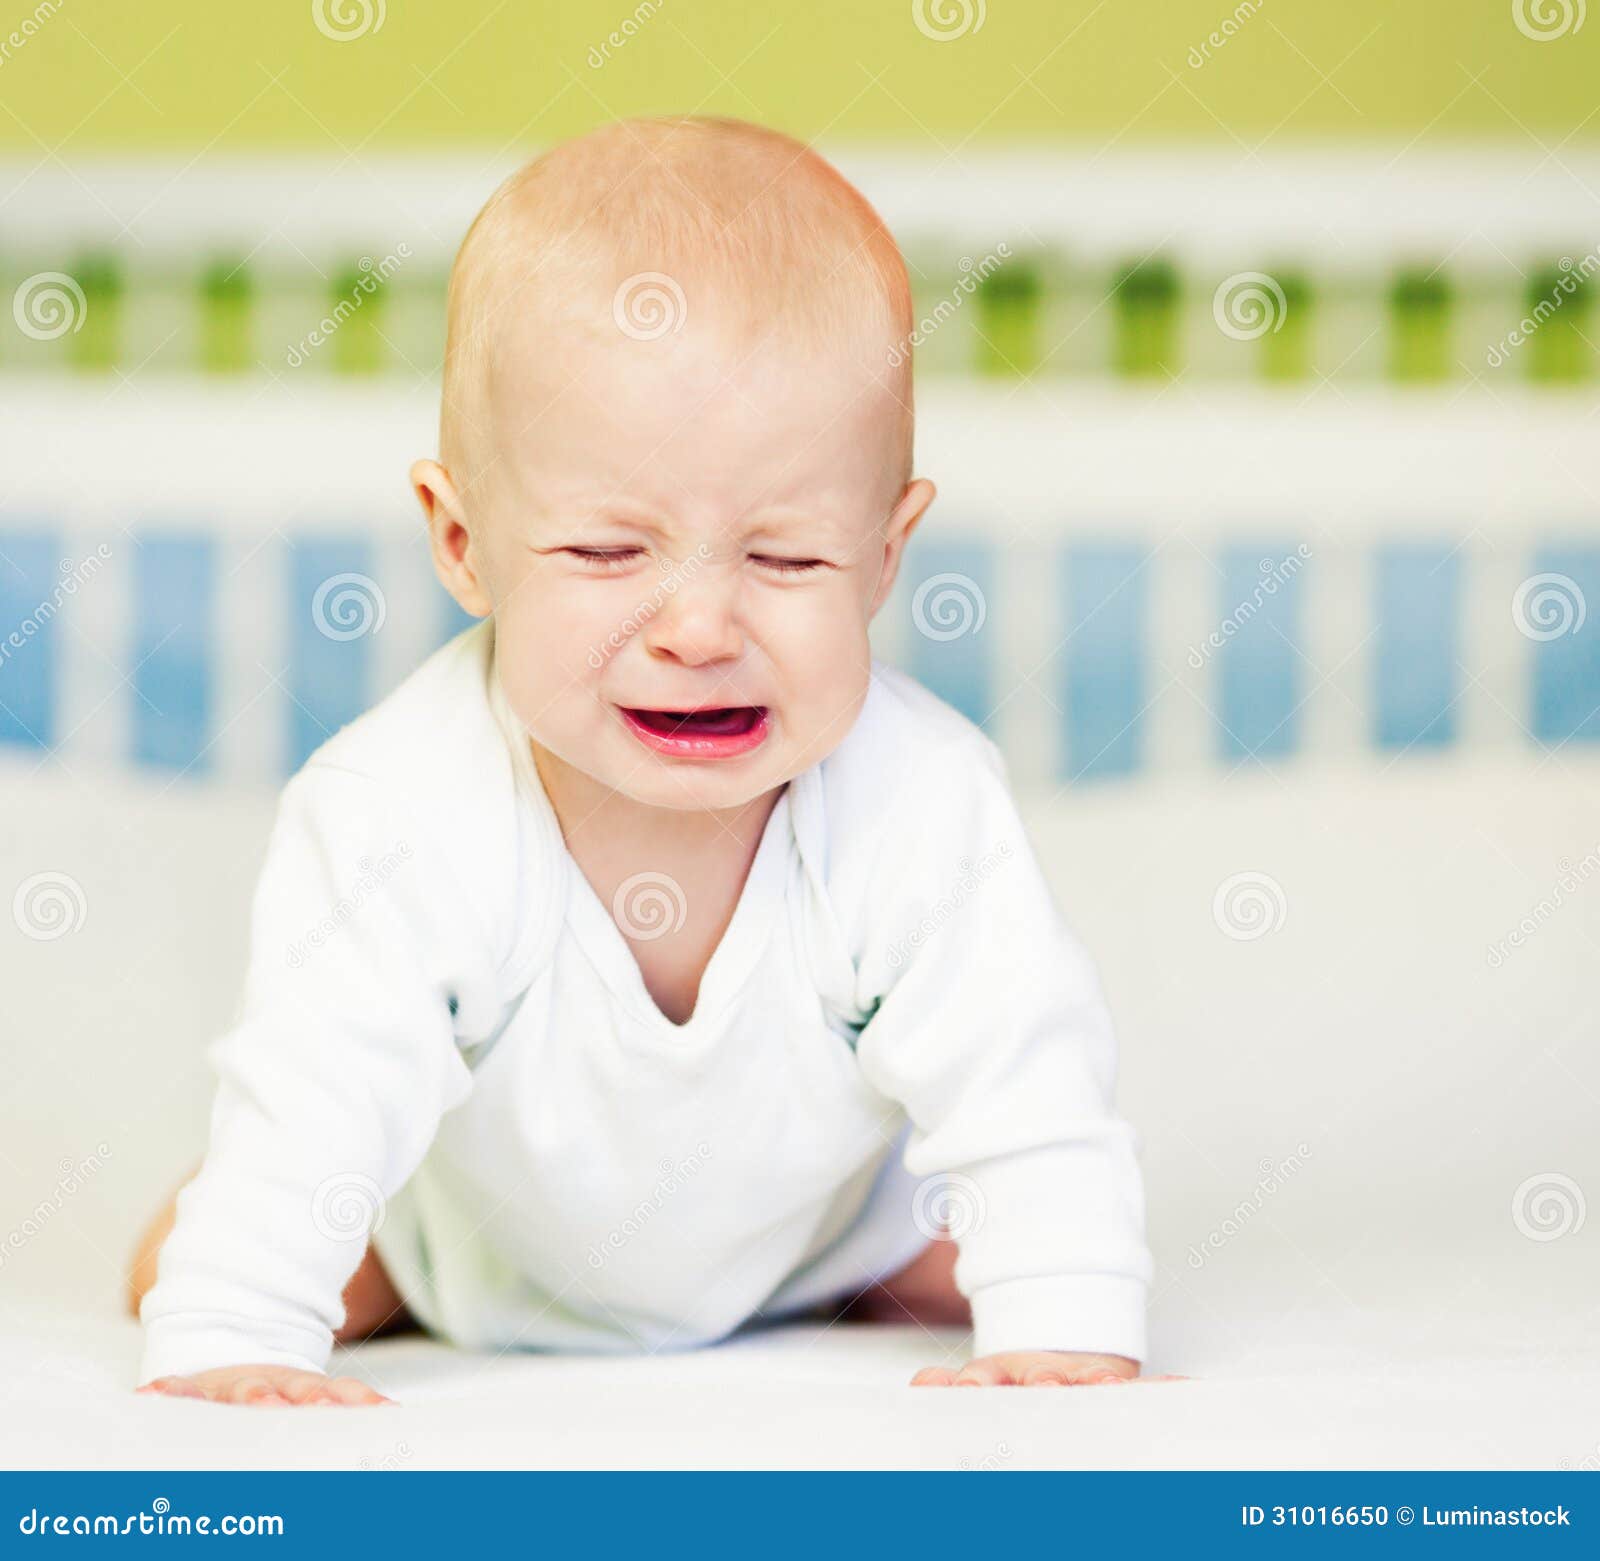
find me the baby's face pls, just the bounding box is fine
[443,313,926,814]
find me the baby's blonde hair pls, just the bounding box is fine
[439,115,914,494]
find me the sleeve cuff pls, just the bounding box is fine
[138,1315,330,1384]
[969,1273,1147,1363]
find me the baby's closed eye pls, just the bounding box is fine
[748,553,831,574]
[557,544,833,576]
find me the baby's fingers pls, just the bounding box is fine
[137,1365,390,1407]
[910,1365,961,1386]
[227,1375,294,1407]
[323,1374,393,1406]
[275,1371,389,1407]
[136,1376,205,1401]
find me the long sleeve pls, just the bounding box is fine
[137,762,482,1382]
[850,733,1152,1362]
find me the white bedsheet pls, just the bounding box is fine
[4,750,1597,1469]
[3,1300,1597,1470]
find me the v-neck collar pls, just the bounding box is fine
[528,770,797,1036]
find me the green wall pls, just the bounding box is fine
[1,0,1596,149]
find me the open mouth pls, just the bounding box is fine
[619,704,770,758]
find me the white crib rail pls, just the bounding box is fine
[2,380,1595,787]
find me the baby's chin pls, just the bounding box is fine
[609,767,782,815]
[586,749,795,818]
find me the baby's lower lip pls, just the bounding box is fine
[619,704,770,759]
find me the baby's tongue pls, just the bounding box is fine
[637,706,757,736]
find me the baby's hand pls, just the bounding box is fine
[911,1350,1140,1387]
[137,1365,391,1407]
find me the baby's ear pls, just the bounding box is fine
[412,458,493,618]
[869,477,936,618]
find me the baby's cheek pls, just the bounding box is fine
[777,613,872,758]
[788,596,872,686]
[492,613,580,735]
[496,590,593,683]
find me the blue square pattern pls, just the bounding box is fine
[0,531,60,749]
[1214,542,1307,763]
[1529,546,1600,745]
[1374,543,1460,751]
[133,534,217,772]
[901,540,994,731]
[2,526,1596,779]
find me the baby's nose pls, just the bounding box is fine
[641,580,745,666]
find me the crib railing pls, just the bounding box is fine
[3,378,1595,789]
[4,149,1599,386]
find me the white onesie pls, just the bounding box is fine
[139,620,1151,1382]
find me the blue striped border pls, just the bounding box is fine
[1062,543,1147,781]
[1374,543,1460,750]
[1216,543,1304,762]
[133,533,217,772]
[3,528,1597,780]
[0,530,60,750]
[1531,545,1600,745]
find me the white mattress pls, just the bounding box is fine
[4,750,1597,1470]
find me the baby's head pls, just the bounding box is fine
[412,116,934,815]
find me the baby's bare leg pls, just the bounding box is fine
[337,1235,414,1341]
[126,1186,179,1321]
[127,1172,416,1342]
[843,1235,971,1327]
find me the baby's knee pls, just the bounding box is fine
[335,1244,412,1342]
[126,1187,183,1318]
[126,1174,415,1342]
